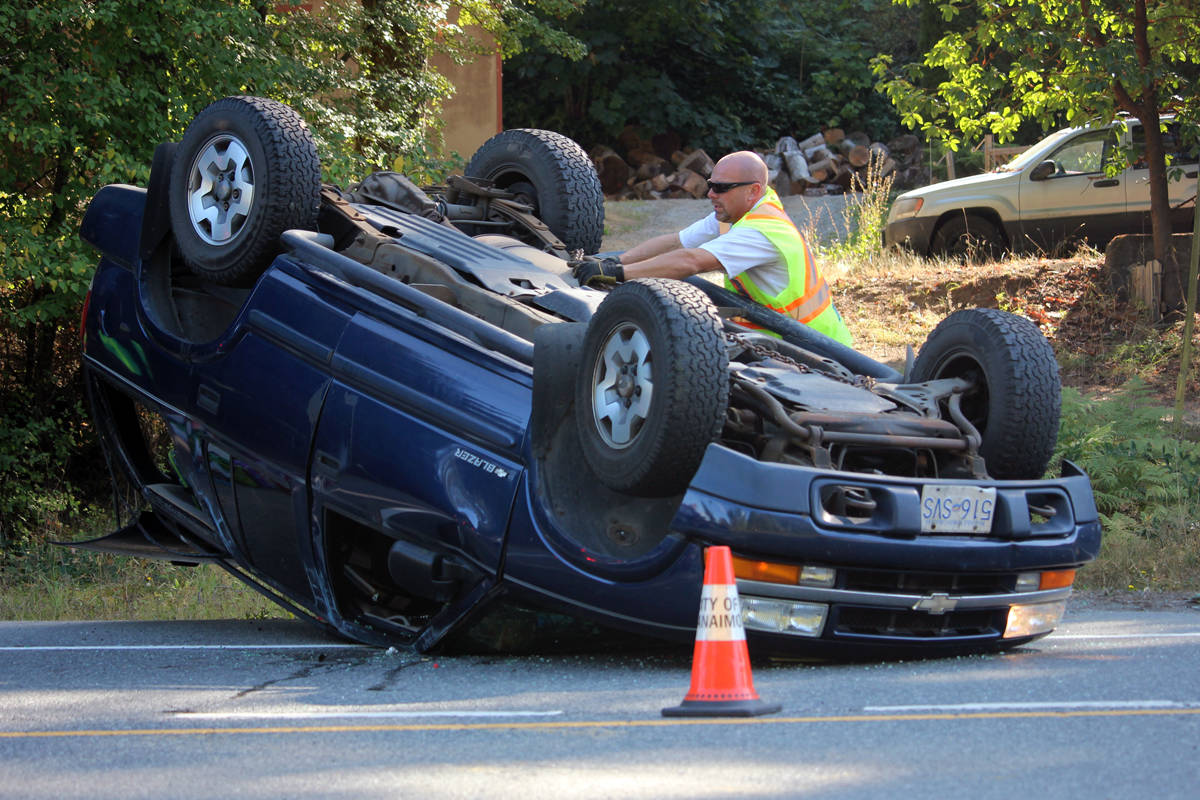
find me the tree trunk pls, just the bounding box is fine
[1128,0,1178,283]
[1142,115,1177,280]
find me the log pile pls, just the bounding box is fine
[592,124,933,200]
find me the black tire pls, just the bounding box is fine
[169,96,321,286]
[932,213,1005,262]
[575,280,728,497]
[912,308,1060,479]
[465,129,604,254]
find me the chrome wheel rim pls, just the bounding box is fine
[186,133,255,245]
[590,322,654,448]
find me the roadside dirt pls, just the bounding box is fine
[1070,589,1200,612]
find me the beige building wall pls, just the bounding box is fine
[431,30,502,162]
[284,2,503,163]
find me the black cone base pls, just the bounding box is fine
[662,698,782,717]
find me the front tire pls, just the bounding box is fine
[575,280,728,497]
[169,96,321,286]
[465,129,605,254]
[912,308,1060,479]
[932,213,1005,262]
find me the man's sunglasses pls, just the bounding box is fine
[706,180,756,194]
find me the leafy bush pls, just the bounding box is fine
[502,0,915,152]
[0,0,579,575]
[1052,381,1200,589]
[815,153,897,266]
[0,397,83,552]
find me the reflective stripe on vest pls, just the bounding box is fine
[722,187,852,345]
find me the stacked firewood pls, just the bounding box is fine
[880,133,932,191]
[590,129,718,201]
[590,126,933,200]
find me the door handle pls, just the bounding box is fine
[1092,178,1119,188]
[197,384,220,414]
[313,450,344,473]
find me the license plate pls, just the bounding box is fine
[920,485,996,533]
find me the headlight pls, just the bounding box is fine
[1003,600,1066,638]
[887,196,924,221]
[741,597,828,637]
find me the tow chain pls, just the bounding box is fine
[725,331,809,373]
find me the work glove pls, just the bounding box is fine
[571,256,625,287]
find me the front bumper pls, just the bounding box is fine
[671,445,1101,656]
[883,215,938,254]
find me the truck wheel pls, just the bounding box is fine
[575,280,728,497]
[912,308,1060,479]
[932,214,1005,262]
[169,96,321,286]
[465,129,604,255]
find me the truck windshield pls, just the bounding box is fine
[994,128,1074,172]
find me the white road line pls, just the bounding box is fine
[863,700,1199,712]
[174,710,565,720]
[0,643,367,652]
[1051,632,1200,640]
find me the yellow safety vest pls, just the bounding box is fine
[722,187,852,346]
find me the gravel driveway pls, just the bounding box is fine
[600,193,853,253]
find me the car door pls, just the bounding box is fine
[1124,120,1199,234]
[1017,127,1125,250]
[308,285,531,612]
[190,264,353,606]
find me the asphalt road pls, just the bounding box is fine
[2,605,1199,799]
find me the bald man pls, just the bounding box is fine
[572,150,851,345]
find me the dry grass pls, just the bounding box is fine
[1,536,284,622]
[1083,516,1200,592]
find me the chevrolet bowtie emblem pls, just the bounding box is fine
[912,593,958,615]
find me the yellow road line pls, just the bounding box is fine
[3,707,1200,739]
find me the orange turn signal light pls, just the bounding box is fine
[1039,569,1077,590]
[731,556,800,585]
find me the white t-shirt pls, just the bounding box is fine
[677,212,792,297]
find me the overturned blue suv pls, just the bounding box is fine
[74,96,1100,658]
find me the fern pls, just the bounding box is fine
[1053,380,1200,524]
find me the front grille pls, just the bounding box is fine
[841,568,1015,595]
[834,606,1002,639]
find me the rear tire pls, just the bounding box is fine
[466,129,605,255]
[912,308,1060,479]
[575,280,728,497]
[169,96,321,286]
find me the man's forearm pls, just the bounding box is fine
[622,247,721,280]
[619,232,683,264]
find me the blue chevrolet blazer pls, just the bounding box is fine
[73,96,1101,658]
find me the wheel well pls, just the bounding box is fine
[930,208,1009,252]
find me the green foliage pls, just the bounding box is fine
[0,0,580,555]
[1051,383,1200,591]
[0,396,83,551]
[872,0,1200,260]
[816,153,898,266]
[502,0,916,152]
[1053,381,1200,534]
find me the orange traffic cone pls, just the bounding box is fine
[662,545,781,717]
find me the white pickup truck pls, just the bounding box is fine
[884,118,1198,258]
